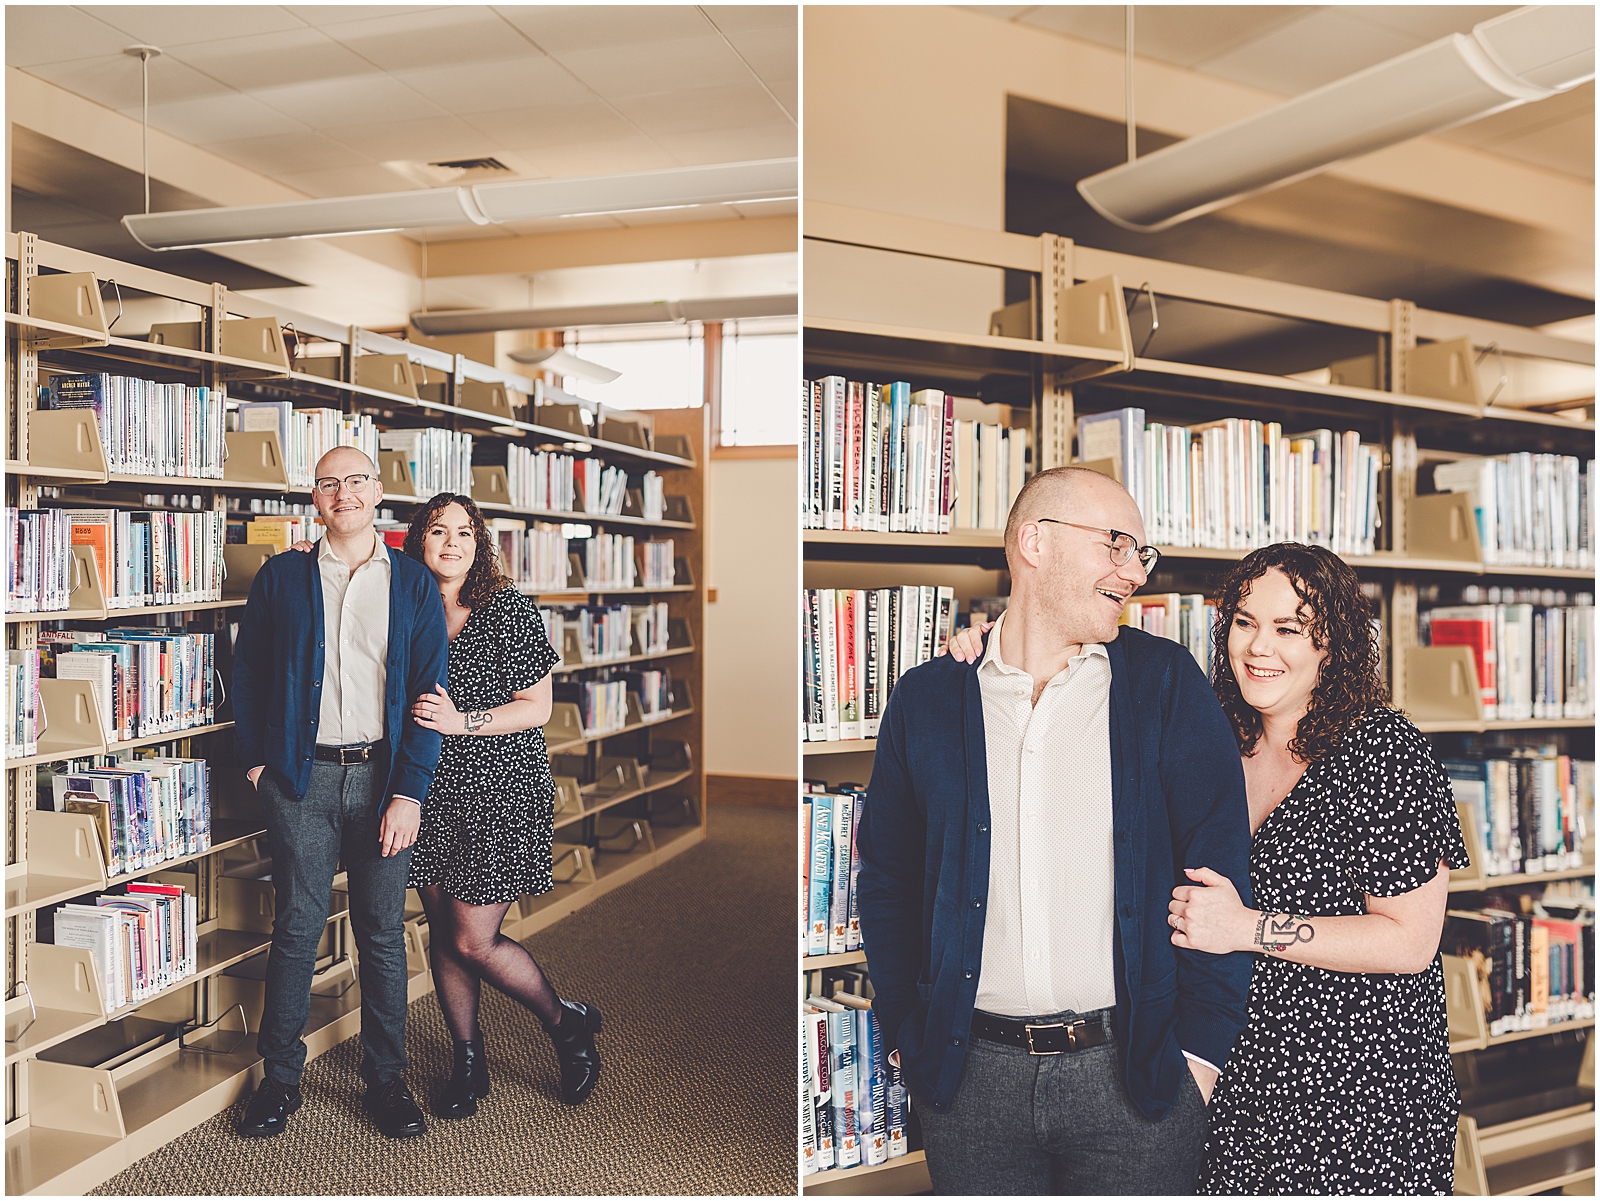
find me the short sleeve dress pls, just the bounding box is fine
[1199,706,1471,1196]
[408,586,562,906]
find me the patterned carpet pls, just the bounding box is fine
[93,804,795,1197]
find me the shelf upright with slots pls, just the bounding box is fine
[3,232,708,1195]
[801,206,1594,1197]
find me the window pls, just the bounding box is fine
[563,325,703,412]
[720,317,798,447]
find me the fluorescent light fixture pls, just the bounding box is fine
[410,294,797,337]
[122,159,797,252]
[1078,6,1594,232]
[506,346,623,384]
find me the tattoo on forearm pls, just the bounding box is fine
[463,710,493,733]
[1254,912,1315,953]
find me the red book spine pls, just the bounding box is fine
[1429,619,1496,716]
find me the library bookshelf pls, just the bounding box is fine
[3,231,707,1195]
[801,204,1594,1197]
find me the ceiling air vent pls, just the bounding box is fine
[429,157,511,172]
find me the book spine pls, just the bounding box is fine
[827,791,853,955]
[807,794,833,954]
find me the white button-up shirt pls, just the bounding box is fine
[975,610,1117,1018]
[316,532,390,747]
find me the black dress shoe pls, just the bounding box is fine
[547,999,602,1105]
[367,1077,427,1139]
[238,1076,302,1138]
[437,1037,490,1119]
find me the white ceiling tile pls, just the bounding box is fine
[701,6,797,35]
[77,5,308,47]
[5,7,137,66]
[1338,5,1516,43]
[118,91,308,144]
[249,74,446,127]
[283,6,448,26]
[1011,5,1312,66]
[1196,9,1421,95]
[321,115,501,163]
[390,56,590,114]
[274,162,424,197]
[493,5,708,54]
[24,51,234,110]
[1477,113,1595,180]
[610,83,790,136]
[316,6,539,70]
[715,24,798,85]
[769,78,798,121]
[653,125,798,165]
[461,103,639,150]
[201,130,372,175]
[557,35,752,98]
[165,26,382,91]
[513,137,680,179]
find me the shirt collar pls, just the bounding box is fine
[978,609,1107,678]
[317,529,388,570]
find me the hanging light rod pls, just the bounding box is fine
[122,158,798,252]
[410,294,796,337]
[505,347,623,384]
[1077,5,1593,233]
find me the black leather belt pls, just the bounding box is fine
[314,741,384,765]
[970,1009,1112,1055]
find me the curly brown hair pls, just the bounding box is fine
[402,492,513,610]
[1210,543,1387,763]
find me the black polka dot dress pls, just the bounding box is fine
[1200,706,1471,1196]
[408,586,562,906]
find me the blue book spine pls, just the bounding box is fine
[860,1007,889,1165]
[887,382,909,532]
[846,790,865,952]
[807,793,834,955]
[827,791,853,954]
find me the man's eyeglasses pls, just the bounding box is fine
[1036,519,1160,573]
[313,473,376,497]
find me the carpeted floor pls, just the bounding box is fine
[93,804,795,1197]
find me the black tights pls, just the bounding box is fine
[417,885,562,1041]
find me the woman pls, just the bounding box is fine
[946,543,1468,1194]
[293,493,602,1116]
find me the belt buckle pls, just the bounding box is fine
[340,745,368,765]
[1024,1019,1086,1055]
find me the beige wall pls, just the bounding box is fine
[802,7,1591,295]
[705,455,799,779]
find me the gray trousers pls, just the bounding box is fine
[918,1008,1208,1196]
[256,760,413,1087]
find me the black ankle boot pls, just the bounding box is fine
[437,1037,489,1119]
[546,1000,602,1105]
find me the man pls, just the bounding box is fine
[232,445,449,1140]
[857,466,1252,1194]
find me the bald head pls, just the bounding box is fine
[313,445,377,481]
[1004,466,1137,569]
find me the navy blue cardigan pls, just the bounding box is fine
[232,542,449,805]
[857,626,1253,1121]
